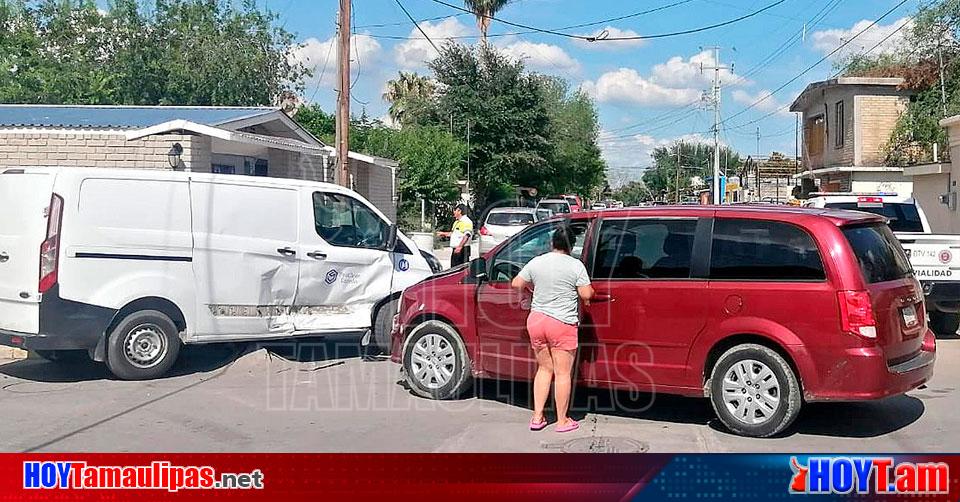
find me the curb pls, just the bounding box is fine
[0,345,28,360]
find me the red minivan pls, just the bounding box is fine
[390,206,936,437]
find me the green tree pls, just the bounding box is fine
[424,43,552,209]
[382,72,436,126]
[612,181,652,206]
[538,76,607,196]
[642,142,741,201]
[463,0,509,42]
[0,0,308,105]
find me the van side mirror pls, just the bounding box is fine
[469,257,487,281]
[383,224,399,252]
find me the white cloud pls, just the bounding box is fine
[293,34,382,86]
[394,17,470,69]
[501,40,581,73]
[583,68,701,106]
[811,18,912,60]
[599,132,720,185]
[731,88,790,115]
[650,50,750,88]
[573,26,646,50]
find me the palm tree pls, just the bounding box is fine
[463,0,509,43]
[382,72,436,126]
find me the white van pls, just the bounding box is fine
[0,167,439,379]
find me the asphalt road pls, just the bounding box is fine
[1,336,957,453]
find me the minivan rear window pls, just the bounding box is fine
[842,224,913,284]
[487,212,535,226]
[824,202,924,232]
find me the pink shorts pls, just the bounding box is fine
[526,311,578,351]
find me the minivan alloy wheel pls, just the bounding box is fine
[122,323,168,369]
[721,359,781,425]
[410,333,456,389]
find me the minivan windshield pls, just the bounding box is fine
[538,202,570,214]
[487,212,535,226]
[842,223,913,284]
[824,202,924,232]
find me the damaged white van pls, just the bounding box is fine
[0,167,440,379]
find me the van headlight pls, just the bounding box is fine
[420,250,443,273]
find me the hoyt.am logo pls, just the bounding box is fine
[789,457,949,495]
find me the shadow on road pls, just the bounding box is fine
[0,335,368,384]
[475,379,925,439]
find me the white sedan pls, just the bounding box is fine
[478,207,541,254]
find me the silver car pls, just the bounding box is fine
[478,207,541,254]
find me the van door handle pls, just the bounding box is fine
[307,251,327,260]
[0,252,8,263]
[592,294,614,303]
[276,247,296,256]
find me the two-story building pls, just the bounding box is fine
[790,77,913,195]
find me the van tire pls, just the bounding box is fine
[709,344,801,438]
[929,311,959,337]
[372,298,399,354]
[105,310,181,380]
[402,320,473,400]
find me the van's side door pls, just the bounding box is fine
[581,216,710,390]
[291,190,394,332]
[191,180,300,337]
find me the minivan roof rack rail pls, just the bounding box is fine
[808,191,899,197]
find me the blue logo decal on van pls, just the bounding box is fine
[398,258,409,272]
[325,269,338,285]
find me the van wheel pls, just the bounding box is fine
[402,320,473,400]
[33,350,88,363]
[929,311,959,337]
[105,310,181,380]
[709,344,801,438]
[371,299,399,354]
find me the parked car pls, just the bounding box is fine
[563,194,583,212]
[0,167,436,379]
[478,207,541,254]
[590,202,607,210]
[392,205,936,437]
[535,208,555,221]
[805,192,960,336]
[536,198,571,216]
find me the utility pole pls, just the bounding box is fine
[701,46,729,205]
[466,120,471,202]
[335,0,352,187]
[675,140,682,203]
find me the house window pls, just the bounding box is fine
[212,164,235,174]
[834,101,844,148]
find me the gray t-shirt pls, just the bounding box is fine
[518,251,591,325]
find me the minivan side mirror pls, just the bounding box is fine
[382,224,399,252]
[468,257,487,282]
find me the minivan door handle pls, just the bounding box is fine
[276,247,297,256]
[592,293,614,303]
[307,251,327,260]
[0,252,8,263]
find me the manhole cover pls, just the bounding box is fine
[545,436,649,453]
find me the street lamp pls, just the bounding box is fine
[167,143,183,169]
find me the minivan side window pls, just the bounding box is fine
[710,219,825,281]
[313,192,389,249]
[488,221,588,282]
[593,219,697,279]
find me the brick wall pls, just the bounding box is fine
[0,132,212,172]
[352,159,397,221]
[856,95,909,166]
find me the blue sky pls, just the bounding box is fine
[268,0,922,185]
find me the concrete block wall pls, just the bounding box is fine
[856,95,909,166]
[268,149,328,182]
[0,132,211,172]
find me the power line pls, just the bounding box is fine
[429,0,789,42]
[354,12,468,29]
[393,0,440,53]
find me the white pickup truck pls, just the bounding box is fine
[805,192,960,336]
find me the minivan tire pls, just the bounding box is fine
[372,298,399,354]
[709,344,801,438]
[928,311,959,337]
[402,320,473,400]
[105,310,181,380]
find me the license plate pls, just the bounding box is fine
[902,304,919,327]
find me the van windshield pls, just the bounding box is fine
[842,224,913,284]
[824,202,924,232]
[539,202,570,214]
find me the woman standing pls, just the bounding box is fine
[511,225,593,433]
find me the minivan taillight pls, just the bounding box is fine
[38,193,63,294]
[838,290,877,339]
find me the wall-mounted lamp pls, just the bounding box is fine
[167,143,183,169]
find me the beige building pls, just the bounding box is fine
[903,115,960,234]
[0,105,398,220]
[790,77,913,195]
